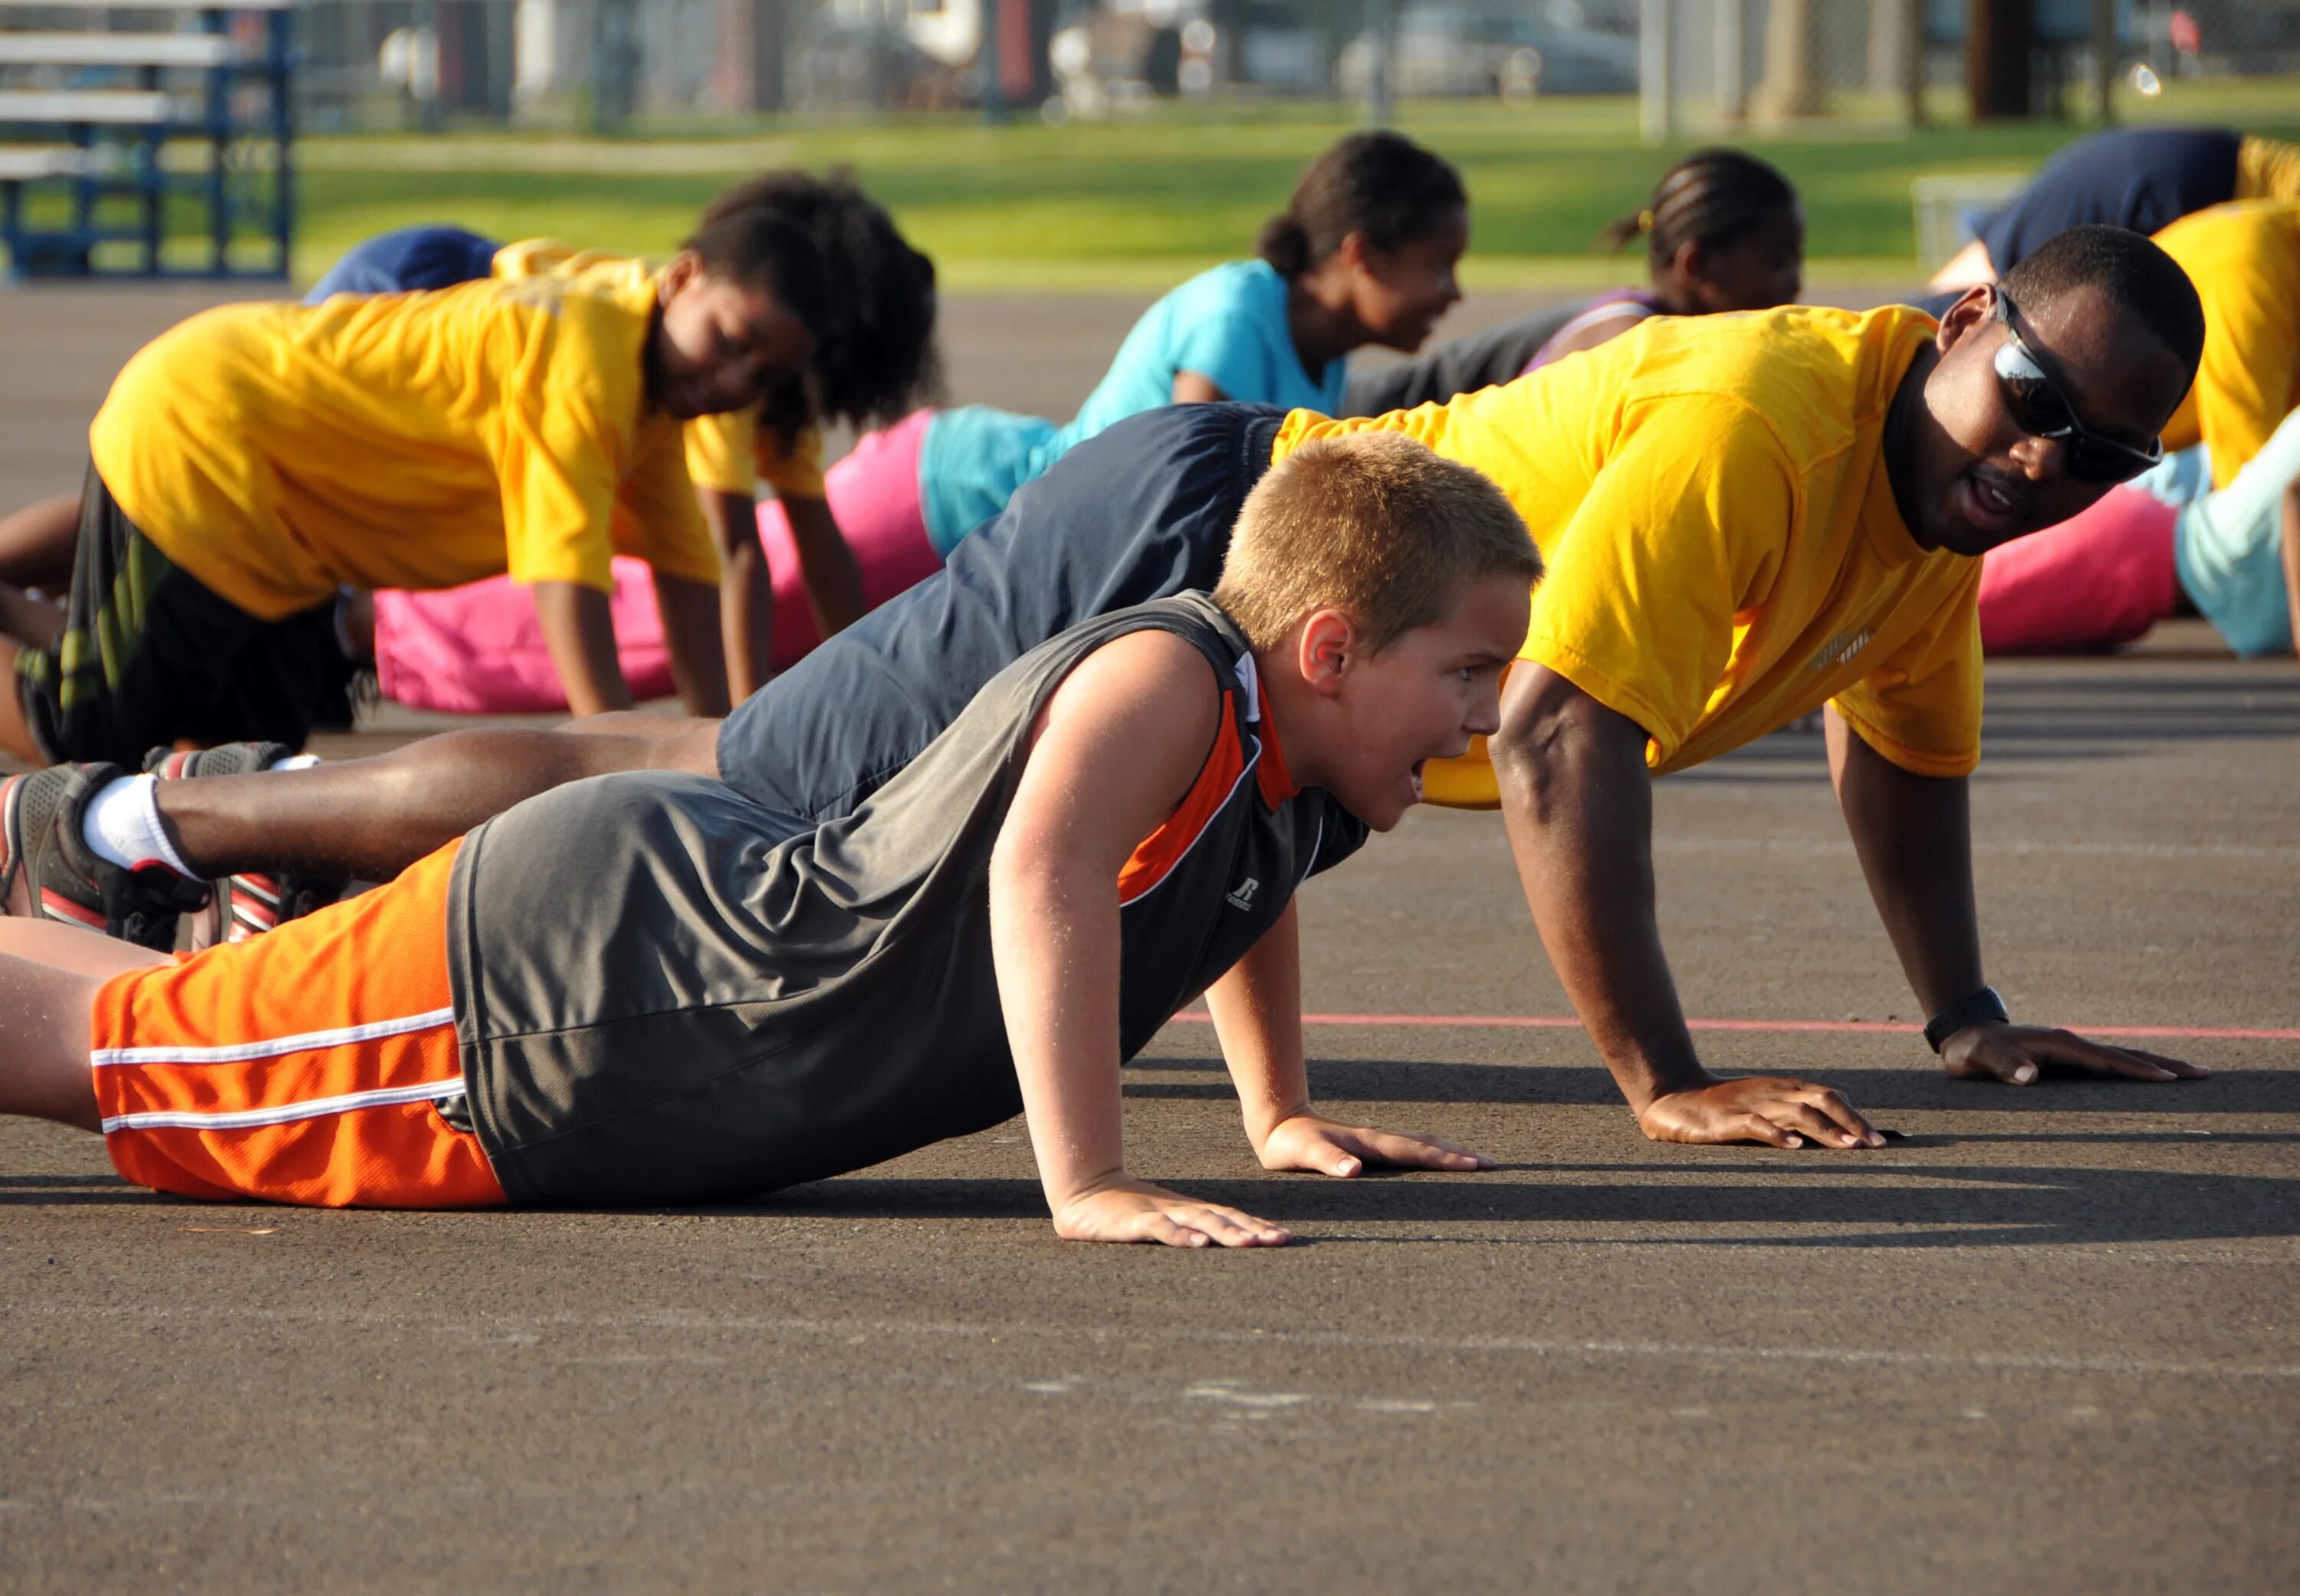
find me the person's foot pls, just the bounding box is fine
[145,744,346,946]
[0,763,211,951]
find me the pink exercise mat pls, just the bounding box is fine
[373,412,941,715]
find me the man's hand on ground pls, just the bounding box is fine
[1255,1111,1494,1177]
[1939,1023,2208,1085]
[1637,1074,1884,1148]
[1051,1176,1292,1248]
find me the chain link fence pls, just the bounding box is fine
[9,0,2279,130]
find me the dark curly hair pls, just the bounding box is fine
[1255,130,1468,279]
[691,169,943,449]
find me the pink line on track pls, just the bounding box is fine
[1168,1013,2300,1043]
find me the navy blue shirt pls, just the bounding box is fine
[717,402,1288,823]
[1978,126,2241,274]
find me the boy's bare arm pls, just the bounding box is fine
[989,629,1289,1249]
[531,580,635,718]
[1206,902,1493,1176]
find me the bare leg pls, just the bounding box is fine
[155,716,722,881]
[0,920,168,1131]
[0,494,80,589]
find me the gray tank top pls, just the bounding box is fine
[449,593,1366,1206]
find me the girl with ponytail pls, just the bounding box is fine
[1345,147,1802,415]
[915,129,1470,555]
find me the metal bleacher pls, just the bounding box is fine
[0,0,293,280]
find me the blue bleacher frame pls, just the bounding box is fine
[1,3,294,281]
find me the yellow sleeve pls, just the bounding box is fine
[1829,569,1985,778]
[1517,395,1799,767]
[493,309,629,595]
[2190,271,2295,488]
[616,417,723,586]
[683,409,758,496]
[755,425,828,501]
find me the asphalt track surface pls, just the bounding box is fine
[2,281,2295,1595]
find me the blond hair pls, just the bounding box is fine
[1214,432,1541,654]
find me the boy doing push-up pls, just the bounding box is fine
[0,434,1535,1243]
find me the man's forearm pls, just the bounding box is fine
[1824,706,1984,1014]
[1491,671,1707,1112]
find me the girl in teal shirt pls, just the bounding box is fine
[911,129,1470,554]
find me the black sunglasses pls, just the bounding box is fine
[1989,289,2164,484]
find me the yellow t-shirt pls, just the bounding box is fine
[88,273,718,620]
[1273,304,1983,805]
[492,238,828,503]
[2236,134,2300,205]
[2154,199,2300,489]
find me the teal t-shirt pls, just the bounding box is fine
[918,260,1347,554]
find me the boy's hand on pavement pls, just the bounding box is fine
[1052,1176,1291,1248]
[1940,1023,2207,1085]
[1638,1075,1884,1149]
[1255,1112,1494,1177]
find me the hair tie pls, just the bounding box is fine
[1637,209,1656,232]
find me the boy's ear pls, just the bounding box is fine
[659,248,703,303]
[1295,607,1359,700]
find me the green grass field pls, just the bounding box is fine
[29,78,2300,290]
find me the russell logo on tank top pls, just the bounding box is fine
[1226,877,1261,911]
[1808,628,1875,672]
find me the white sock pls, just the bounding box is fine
[81,775,199,879]
[276,754,321,771]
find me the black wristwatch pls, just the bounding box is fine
[1924,986,2009,1053]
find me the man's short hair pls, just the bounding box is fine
[1999,223,2206,379]
[1214,432,1542,654]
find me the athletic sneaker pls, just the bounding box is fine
[144,742,347,946]
[0,763,210,951]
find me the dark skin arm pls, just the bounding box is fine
[780,495,868,643]
[1490,665,1881,1148]
[1824,707,2206,1083]
[531,580,633,718]
[696,488,776,702]
[651,570,732,718]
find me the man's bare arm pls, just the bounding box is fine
[1825,707,2206,1084]
[1489,664,1879,1148]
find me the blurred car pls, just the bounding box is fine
[1336,1,1638,98]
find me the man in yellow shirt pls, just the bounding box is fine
[2151,198,2300,489]
[0,205,830,768]
[5,231,2216,1146]
[1272,224,2207,1144]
